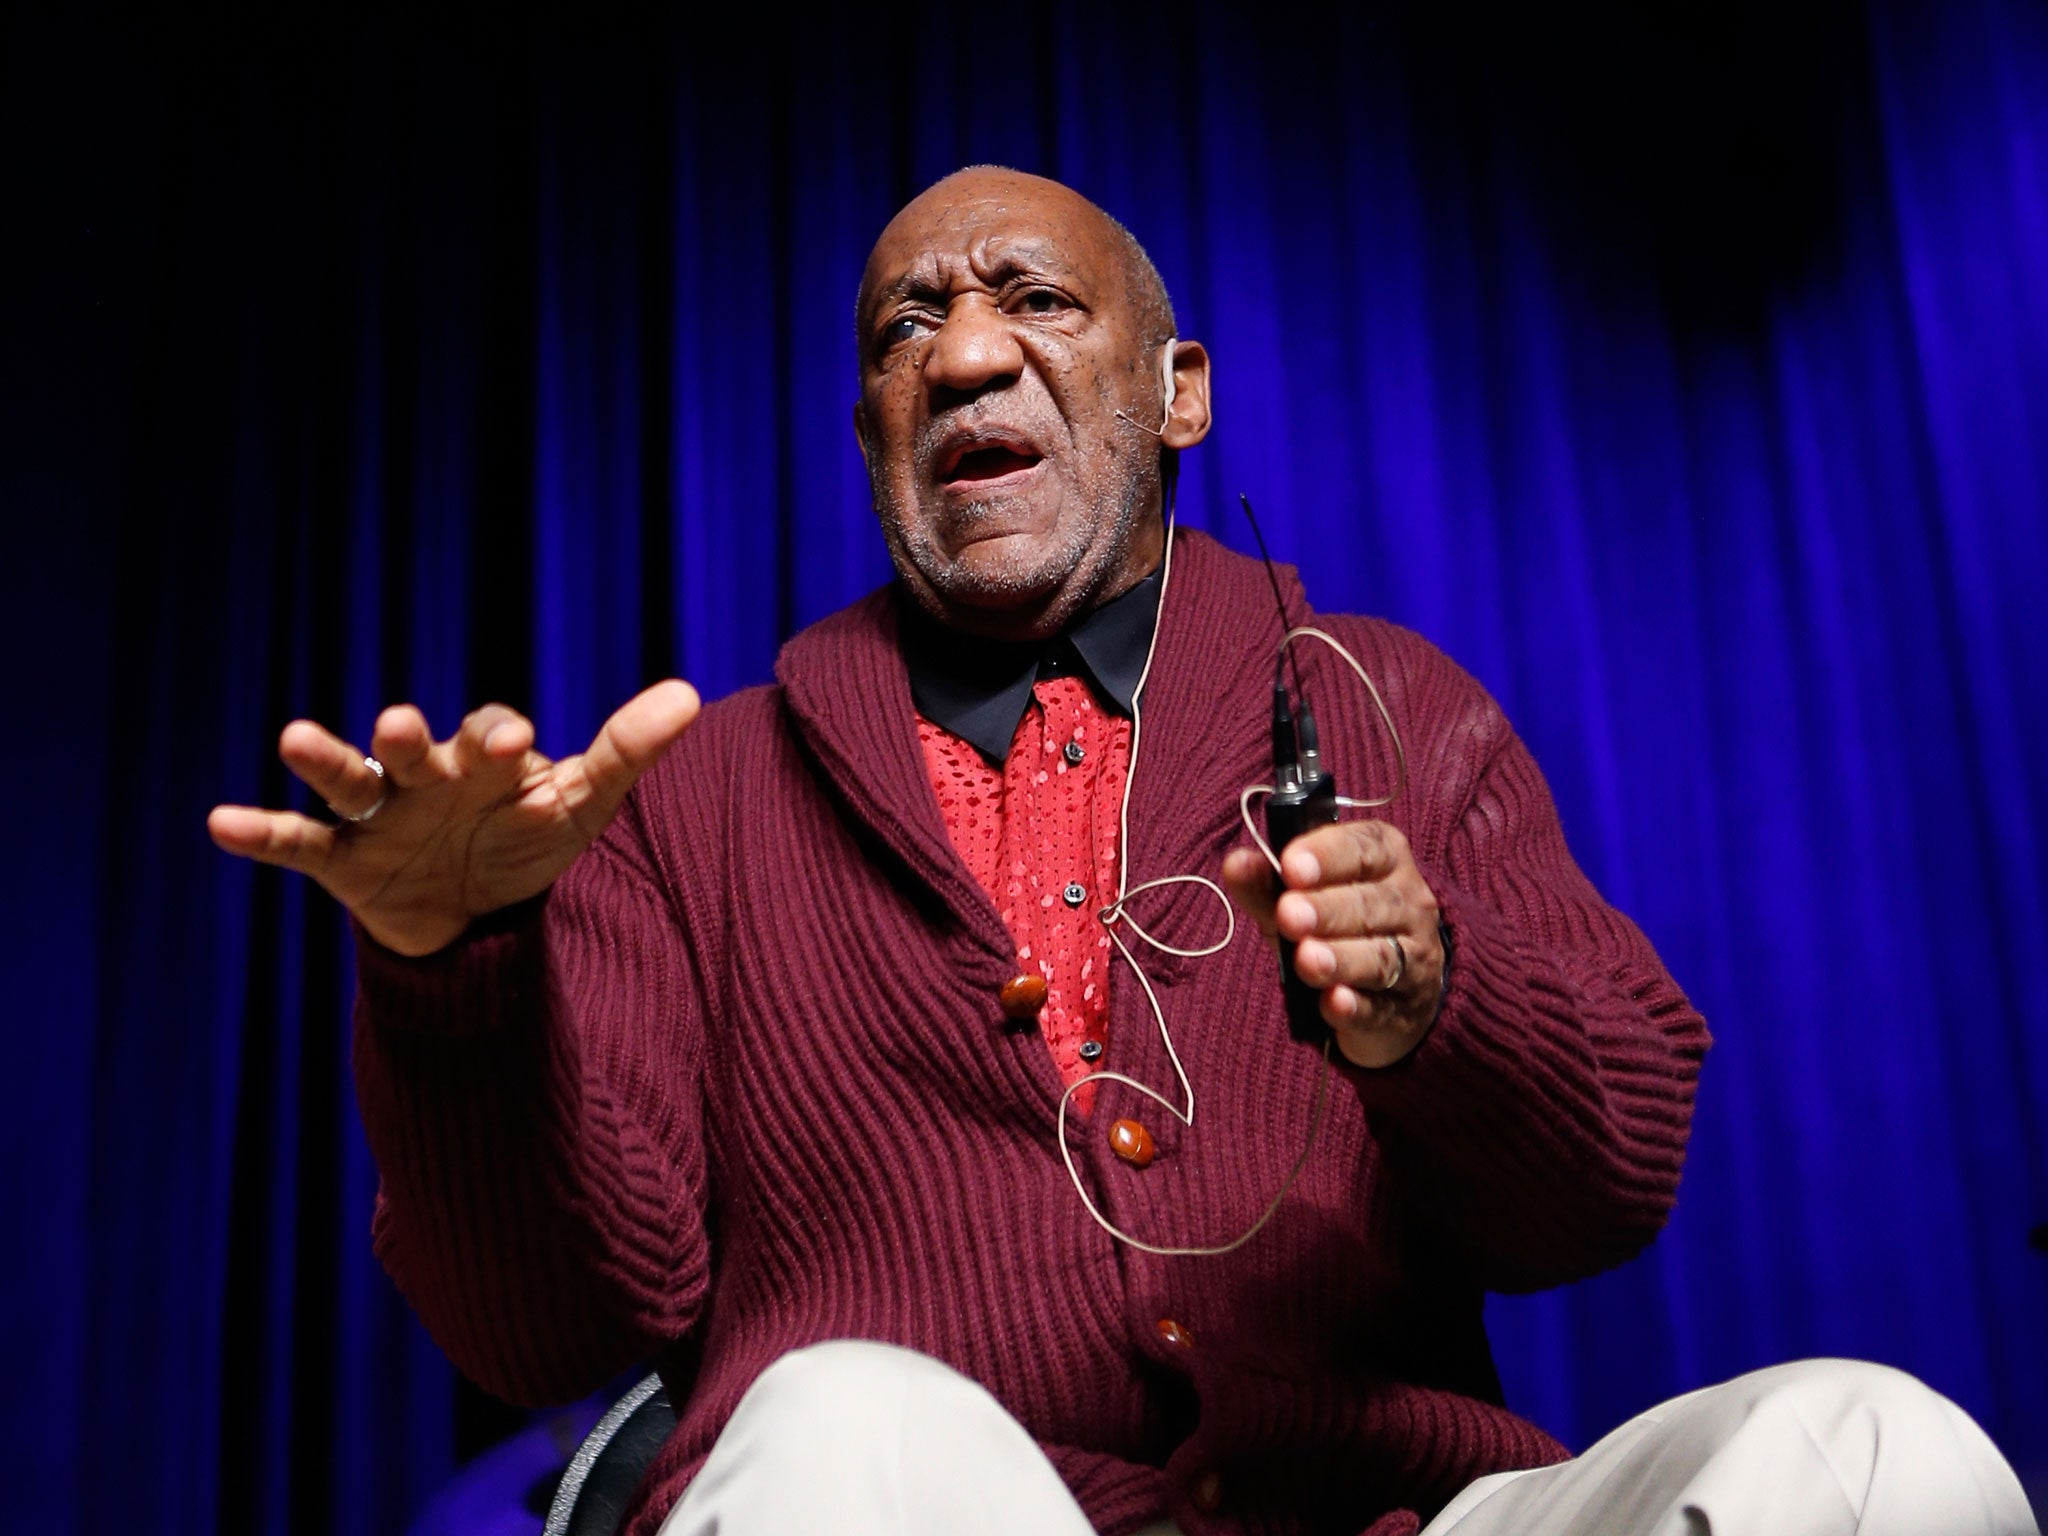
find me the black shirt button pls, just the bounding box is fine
[1063,882,1087,907]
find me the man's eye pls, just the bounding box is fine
[1014,288,1067,315]
[881,314,929,350]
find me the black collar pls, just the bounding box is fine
[900,568,1164,762]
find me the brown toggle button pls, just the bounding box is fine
[1155,1317,1194,1350]
[999,973,1048,1022]
[1108,1118,1155,1168]
[1190,1469,1224,1513]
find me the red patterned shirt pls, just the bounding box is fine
[918,675,1133,1109]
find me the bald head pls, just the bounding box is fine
[850,166,1210,642]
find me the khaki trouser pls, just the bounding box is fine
[660,1340,2038,1536]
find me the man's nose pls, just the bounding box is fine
[923,300,1024,402]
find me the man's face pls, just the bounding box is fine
[854,171,1172,641]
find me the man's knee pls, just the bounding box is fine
[1687,1358,2036,1534]
[670,1340,1099,1536]
[732,1338,958,1446]
[745,1337,924,1400]
[1734,1357,1970,1439]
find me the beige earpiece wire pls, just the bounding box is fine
[1054,523,1407,1257]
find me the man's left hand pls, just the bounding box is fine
[1221,822,1446,1069]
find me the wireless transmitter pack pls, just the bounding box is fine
[1263,662,1342,1042]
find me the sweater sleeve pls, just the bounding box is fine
[1343,679,1710,1294]
[350,770,717,1407]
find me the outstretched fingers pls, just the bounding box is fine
[277,718,388,820]
[214,686,697,933]
[206,804,339,876]
[450,703,537,780]
[572,680,702,826]
[369,704,436,786]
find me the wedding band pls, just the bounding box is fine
[1382,935,1407,992]
[332,755,388,824]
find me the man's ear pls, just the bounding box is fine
[1160,340,1212,451]
[852,400,872,472]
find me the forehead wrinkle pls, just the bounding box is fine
[864,251,944,324]
[862,235,1092,339]
[969,234,1083,287]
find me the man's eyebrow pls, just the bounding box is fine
[984,239,1069,274]
[977,240,1091,292]
[873,271,944,310]
[867,255,946,318]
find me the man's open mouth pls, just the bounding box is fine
[935,431,1045,486]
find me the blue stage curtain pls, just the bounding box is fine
[5,4,2042,1530]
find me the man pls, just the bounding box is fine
[209,168,2036,1536]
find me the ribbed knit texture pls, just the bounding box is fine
[352,530,1709,1536]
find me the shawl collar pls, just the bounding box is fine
[774,529,1307,959]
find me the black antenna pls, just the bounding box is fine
[1239,493,1308,706]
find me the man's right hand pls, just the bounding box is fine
[207,681,701,956]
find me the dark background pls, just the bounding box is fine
[4,2,2045,1530]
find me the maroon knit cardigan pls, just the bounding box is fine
[353,530,1709,1536]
